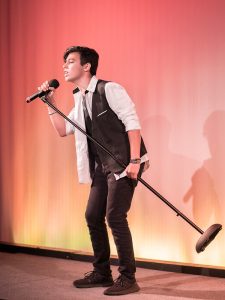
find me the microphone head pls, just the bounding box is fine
[26,79,60,103]
[49,79,60,89]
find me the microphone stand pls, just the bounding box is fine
[39,96,222,253]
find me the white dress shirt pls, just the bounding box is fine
[65,76,148,183]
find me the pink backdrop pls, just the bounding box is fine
[1,0,225,268]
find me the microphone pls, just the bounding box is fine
[26,79,60,103]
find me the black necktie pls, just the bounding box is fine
[82,91,97,176]
[82,92,92,135]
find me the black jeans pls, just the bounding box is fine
[85,164,136,279]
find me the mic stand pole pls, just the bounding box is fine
[40,96,222,253]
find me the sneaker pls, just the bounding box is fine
[73,271,113,288]
[103,274,140,295]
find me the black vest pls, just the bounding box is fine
[89,80,147,174]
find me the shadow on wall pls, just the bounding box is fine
[134,115,199,261]
[183,110,225,230]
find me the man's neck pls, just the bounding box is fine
[74,75,92,94]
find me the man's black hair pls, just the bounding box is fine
[64,46,99,76]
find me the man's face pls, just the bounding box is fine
[63,52,86,83]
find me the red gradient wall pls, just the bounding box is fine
[1,0,225,268]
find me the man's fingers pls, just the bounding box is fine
[38,81,51,92]
[126,170,137,179]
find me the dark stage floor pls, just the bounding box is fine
[0,252,225,299]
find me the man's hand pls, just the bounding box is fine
[38,80,55,102]
[125,163,140,179]
[126,130,141,179]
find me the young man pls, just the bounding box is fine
[39,46,149,296]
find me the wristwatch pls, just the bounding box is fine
[130,158,141,164]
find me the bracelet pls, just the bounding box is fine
[48,111,57,116]
[130,158,141,164]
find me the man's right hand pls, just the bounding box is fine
[38,81,55,102]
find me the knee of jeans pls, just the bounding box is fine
[106,213,127,229]
[85,210,95,226]
[85,210,105,227]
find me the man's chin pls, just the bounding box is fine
[64,77,74,83]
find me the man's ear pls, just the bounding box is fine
[83,63,91,72]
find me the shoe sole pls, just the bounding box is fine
[103,283,140,295]
[74,282,113,288]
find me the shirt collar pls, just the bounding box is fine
[73,76,98,94]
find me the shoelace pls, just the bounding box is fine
[113,275,127,287]
[84,271,98,279]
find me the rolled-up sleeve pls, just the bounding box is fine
[65,107,75,135]
[105,82,141,131]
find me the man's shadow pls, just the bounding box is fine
[183,111,225,230]
[132,115,199,261]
